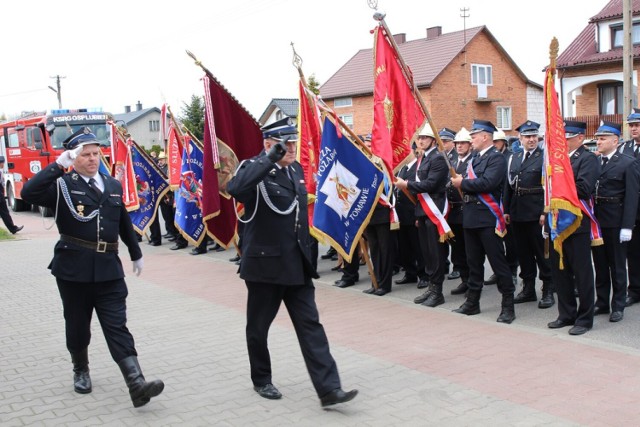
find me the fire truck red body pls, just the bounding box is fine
[0,109,113,214]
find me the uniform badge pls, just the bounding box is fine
[269,168,277,176]
[71,173,79,181]
[76,205,85,217]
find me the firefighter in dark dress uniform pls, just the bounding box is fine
[396,125,450,307]
[504,121,554,308]
[591,121,639,323]
[547,121,599,335]
[20,128,164,408]
[450,120,516,324]
[226,118,357,407]
[447,128,473,296]
[619,108,640,307]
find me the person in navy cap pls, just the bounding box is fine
[620,108,640,307]
[21,127,164,407]
[439,127,458,165]
[504,120,554,309]
[591,120,639,323]
[450,119,516,324]
[546,120,600,335]
[227,117,358,406]
[0,155,23,234]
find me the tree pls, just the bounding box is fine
[180,95,205,141]
[307,74,321,96]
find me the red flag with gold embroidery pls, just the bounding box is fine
[297,81,322,229]
[543,58,583,268]
[372,25,426,175]
[167,123,183,190]
[109,122,139,211]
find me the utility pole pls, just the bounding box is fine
[48,75,65,109]
[623,0,633,140]
[460,7,470,65]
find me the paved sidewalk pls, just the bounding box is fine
[2,211,640,426]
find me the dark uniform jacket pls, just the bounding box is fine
[395,160,417,225]
[407,148,449,217]
[460,148,507,229]
[227,154,318,286]
[504,147,545,221]
[619,139,640,158]
[21,163,142,283]
[569,146,600,234]
[594,152,640,229]
[446,154,471,225]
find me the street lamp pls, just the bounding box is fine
[48,85,61,109]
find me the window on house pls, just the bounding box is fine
[339,114,353,129]
[471,64,493,86]
[598,83,623,114]
[334,97,353,108]
[149,120,159,132]
[496,107,512,130]
[611,23,640,48]
[276,110,284,120]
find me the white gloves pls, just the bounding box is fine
[541,230,549,240]
[56,147,82,168]
[132,258,144,276]
[620,228,633,243]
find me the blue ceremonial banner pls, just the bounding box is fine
[312,117,385,262]
[174,137,206,246]
[129,143,170,235]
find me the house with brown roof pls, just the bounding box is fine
[320,25,543,138]
[557,0,640,137]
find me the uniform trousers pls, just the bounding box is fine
[504,224,519,273]
[417,217,448,285]
[56,278,136,362]
[0,197,17,231]
[626,219,640,299]
[449,222,469,281]
[364,222,394,292]
[159,201,178,236]
[550,232,594,328]
[245,281,340,396]
[593,227,628,312]
[397,222,425,280]
[512,220,551,282]
[464,227,515,294]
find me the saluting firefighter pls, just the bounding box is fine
[591,121,639,323]
[227,118,357,407]
[21,128,164,408]
[504,121,554,308]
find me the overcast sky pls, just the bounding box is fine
[0,0,609,120]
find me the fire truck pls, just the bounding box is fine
[0,108,113,215]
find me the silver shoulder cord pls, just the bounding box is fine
[235,181,299,224]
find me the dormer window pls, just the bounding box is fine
[611,23,640,48]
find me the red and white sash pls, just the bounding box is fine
[415,155,453,241]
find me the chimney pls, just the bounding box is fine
[136,101,142,111]
[124,105,131,113]
[393,33,406,44]
[426,26,442,39]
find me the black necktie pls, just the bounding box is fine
[601,156,609,167]
[88,177,103,197]
[524,151,531,162]
[635,145,640,158]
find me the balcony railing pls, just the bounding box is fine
[563,114,623,140]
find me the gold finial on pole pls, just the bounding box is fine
[549,37,559,71]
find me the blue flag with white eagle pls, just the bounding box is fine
[312,116,385,262]
[174,136,207,246]
[128,142,170,234]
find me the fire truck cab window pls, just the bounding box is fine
[7,131,19,148]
